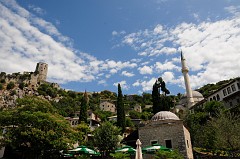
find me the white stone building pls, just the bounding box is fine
[205,77,240,108]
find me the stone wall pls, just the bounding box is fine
[139,119,193,159]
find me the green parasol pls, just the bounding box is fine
[115,145,136,154]
[68,145,100,155]
[142,144,171,154]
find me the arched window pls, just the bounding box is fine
[213,96,216,101]
[216,94,220,101]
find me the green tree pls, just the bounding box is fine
[110,152,130,159]
[0,83,3,90]
[94,110,113,122]
[152,81,161,114]
[93,121,120,157]
[154,150,184,159]
[79,91,88,123]
[142,92,152,105]
[6,81,14,90]
[51,97,80,117]
[117,83,126,133]
[209,111,240,156]
[18,82,25,90]
[74,122,90,145]
[184,111,209,146]
[0,97,78,159]
[0,78,6,83]
[204,101,225,117]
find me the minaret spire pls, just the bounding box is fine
[181,51,194,108]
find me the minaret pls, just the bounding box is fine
[181,51,194,108]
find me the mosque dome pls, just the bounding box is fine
[192,91,203,98]
[151,111,180,121]
[182,91,203,98]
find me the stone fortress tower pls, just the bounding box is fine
[35,62,48,82]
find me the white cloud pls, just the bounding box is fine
[225,5,240,16]
[0,0,138,85]
[153,24,163,34]
[132,78,156,92]
[28,5,45,15]
[121,71,134,77]
[162,72,175,83]
[112,31,118,36]
[138,66,153,75]
[121,12,240,90]
[154,61,180,72]
[112,30,126,36]
[113,80,129,90]
[98,79,107,86]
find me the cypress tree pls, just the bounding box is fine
[152,79,171,114]
[152,81,161,114]
[117,83,125,133]
[79,91,88,123]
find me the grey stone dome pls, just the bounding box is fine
[182,91,203,98]
[151,111,180,121]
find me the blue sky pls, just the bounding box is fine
[1,0,240,95]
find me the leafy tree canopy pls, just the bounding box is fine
[93,121,120,156]
[0,97,78,159]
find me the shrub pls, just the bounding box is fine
[7,82,15,90]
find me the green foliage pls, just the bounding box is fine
[185,101,240,156]
[67,91,77,98]
[110,152,130,159]
[0,83,3,90]
[93,121,120,156]
[140,111,152,121]
[16,96,56,113]
[38,83,57,98]
[89,92,100,111]
[197,79,231,97]
[18,82,25,90]
[94,110,113,121]
[117,84,126,133]
[75,155,91,159]
[209,111,240,154]
[74,122,90,145]
[0,97,78,158]
[0,79,5,83]
[152,83,172,113]
[51,97,80,117]
[79,92,88,123]
[184,112,209,146]
[100,90,117,100]
[6,81,14,90]
[152,82,161,114]
[154,150,184,159]
[10,90,16,96]
[129,110,141,119]
[125,117,134,127]
[0,72,6,77]
[204,101,225,117]
[142,92,152,105]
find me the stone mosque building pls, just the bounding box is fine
[139,111,193,159]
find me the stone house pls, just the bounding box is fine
[99,101,116,113]
[134,104,142,113]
